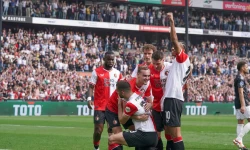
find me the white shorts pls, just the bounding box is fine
[236,106,250,120]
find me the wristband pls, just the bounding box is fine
[87,97,92,101]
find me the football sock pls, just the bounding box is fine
[237,124,244,143]
[109,143,123,150]
[237,123,250,143]
[165,134,173,150]
[156,138,163,150]
[173,136,185,150]
[94,141,100,149]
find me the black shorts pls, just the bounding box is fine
[94,110,106,124]
[105,108,120,129]
[163,98,183,127]
[152,109,164,132]
[122,118,134,130]
[123,130,158,149]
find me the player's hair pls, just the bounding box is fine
[237,61,247,71]
[137,65,149,74]
[152,50,164,60]
[116,80,131,92]
[143,44,156,52]
[104,51,115,57]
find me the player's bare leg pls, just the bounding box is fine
[108,126,124,150]
[109,132,128,146]
[93,123,104,150]
[167,126,184,150]
[165,126,173,150]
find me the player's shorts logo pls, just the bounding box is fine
[165,71,169,76]
[95,116,99,121]
[113,119,117,125]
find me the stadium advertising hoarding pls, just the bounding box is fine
[32,17,249,38]
[203,29,233,36]
[139,25,170,32]
[190,0,223,9]
[0,101,236,116]
[32,17,139,31]
[129,0,161,4]
[162,0,187,6]
[2,15,32,23]
[233,31,250,38]
[223,1,250,12]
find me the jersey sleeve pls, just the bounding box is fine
[237,79,245,88]
[89,70,97,85]
[176,50,188,63]
[131,65,138,78]
[124,102,138,116]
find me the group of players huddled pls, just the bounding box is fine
[87,13,190,150]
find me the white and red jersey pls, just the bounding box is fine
[90,66,122,111]
[149,62,172,111]
[124,93,156,132]
[131,63,153,78]
[106,78,151,114]
[163,50,190,101]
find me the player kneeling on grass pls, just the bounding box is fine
[108,80,158,150]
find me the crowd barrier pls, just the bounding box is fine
[0,100,236,116]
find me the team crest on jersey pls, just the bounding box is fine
[165,71,169,76]
[114,73,117,78]
[139,88,145,93]
[125,107,131,113]
[95,116,99,121]
[113,119,117,125]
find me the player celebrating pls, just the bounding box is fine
[131,44,156,78]
[149,50,172,150]
[88,51,122,150]
[233,61,249,150]
[108,80,158,150]
[106,65,152,135]
[161,12,191,150]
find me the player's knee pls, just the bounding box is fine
[94,126,103,135]
[113,126,122,134]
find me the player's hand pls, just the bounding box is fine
[87,101,94,110]
[144,102,152,112]
[167,12,174,22]
[240,106,246,114]
[139,114,149,121]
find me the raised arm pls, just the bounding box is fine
[167,12,182,55]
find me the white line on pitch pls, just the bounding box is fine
[0,124,75,129]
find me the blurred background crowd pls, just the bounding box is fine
[1,0,250,102]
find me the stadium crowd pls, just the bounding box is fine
[0,26,250,101]
[2,0,250,31]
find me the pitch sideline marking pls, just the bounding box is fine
[0,124,75,129]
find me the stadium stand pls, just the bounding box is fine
[1,0,250,102]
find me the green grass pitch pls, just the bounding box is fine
[0,115,248,150]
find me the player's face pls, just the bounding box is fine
[104,54,115,69]
[242,64,249,74]
[143,49,153,64]
[152,59,164,71]
[171,47,176,57]
[137,69,150,85]
[116,90,125,98]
